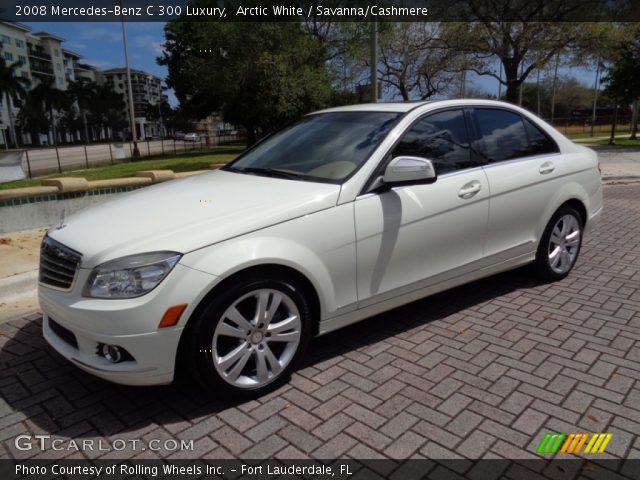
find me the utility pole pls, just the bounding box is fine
[370,21,378,103]
[120,2,140,158]
[630,99,638,140]
[590,58,601,137]
[158,81,164,139]
[550,53,560,124]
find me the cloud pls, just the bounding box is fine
[134,35,165,57]
[77,25,121,43]
[65,41,87,51]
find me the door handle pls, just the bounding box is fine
[539,161,555,175]
[458,180,482,199]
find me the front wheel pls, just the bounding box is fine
[533,207,583,281]
[186,275,311,397]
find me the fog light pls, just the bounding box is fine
[102,344,123,363]
[96,343,134,363]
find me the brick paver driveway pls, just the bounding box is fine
[1,184,639,461]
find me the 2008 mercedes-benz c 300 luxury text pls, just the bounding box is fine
[40,100,602,396]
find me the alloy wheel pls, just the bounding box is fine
[212,289,301,388]
[547,214,581,275]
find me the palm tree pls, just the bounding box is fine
[87,84,126,140]
[0,58,30,147]
[67,78,96,143]
[28,75,69,145]
[17,93,48,145]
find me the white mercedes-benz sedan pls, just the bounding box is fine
[40,100,602,396]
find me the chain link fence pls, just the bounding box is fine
[10,133,244,178]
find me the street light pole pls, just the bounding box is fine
[590,58,601,138]
[120,1,140,158]
[158,87,164,140]
[151,76,164,140]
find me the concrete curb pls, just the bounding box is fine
[0,270,38,324]
[0,165,223,202]
[0,270,38,303]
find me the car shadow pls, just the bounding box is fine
[0,267,544,442]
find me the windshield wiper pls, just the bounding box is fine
[232,167,305,180]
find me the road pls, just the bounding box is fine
[595,146,640,180]
[9,141,640,180]
[0,184,638,467]
[15,139,212,176]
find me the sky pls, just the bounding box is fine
[25,21,178,105]
[25,21,597,108]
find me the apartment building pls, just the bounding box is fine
[0,22,165,145]
[102,68,166,139]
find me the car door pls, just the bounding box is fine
[470,108,564,261]
[354,108,490,307]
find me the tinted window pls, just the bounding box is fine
[523,117,559,155]
[473,109,531,162]
[226,112,401,183]
[393,109,473,175]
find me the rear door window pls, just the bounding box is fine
[523,117,560,155]
[472,108,532,162]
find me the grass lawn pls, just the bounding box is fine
[0,147,243,191]
[594,138,640,147]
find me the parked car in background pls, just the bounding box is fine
[184,132,200,142]
[173,131,185,140]
[40,100,602,397]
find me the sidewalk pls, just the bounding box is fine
[593,146,640,180]
[0,228,45,323]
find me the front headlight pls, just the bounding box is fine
[83,251,182,299]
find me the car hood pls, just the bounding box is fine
[48,170,341,268]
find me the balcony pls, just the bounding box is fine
[31,64,54,76]
[73,62,91,71]
[28,49,52,61]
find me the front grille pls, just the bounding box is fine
[39,236,82,290]
[49,318,78,349]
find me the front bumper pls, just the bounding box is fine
[39,263,219,386]
[43,314,181,385]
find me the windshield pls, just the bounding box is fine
[224,112,402,183]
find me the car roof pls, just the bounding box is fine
[315,102,432,113]
[314,99,525,114]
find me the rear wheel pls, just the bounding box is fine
[534,207,583,281]
[187,275,311,397]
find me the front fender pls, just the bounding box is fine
[179,204,358,321]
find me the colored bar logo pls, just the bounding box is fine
[537,432,612,454]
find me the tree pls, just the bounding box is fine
[602,28,640,143]
[0,57,30,146]
[377,23,460,100]
[67,78,97,143]
[160,17,333,144]
[520,76,594,119]
[144,99,172,137]
[16,92,48,145]
[28,75,69,145]
[443,1,602,104]
[86,84,127,140]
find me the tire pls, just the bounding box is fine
[533,206,583,281]
[186,274,312,397]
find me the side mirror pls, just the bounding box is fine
[382,156,436,186]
